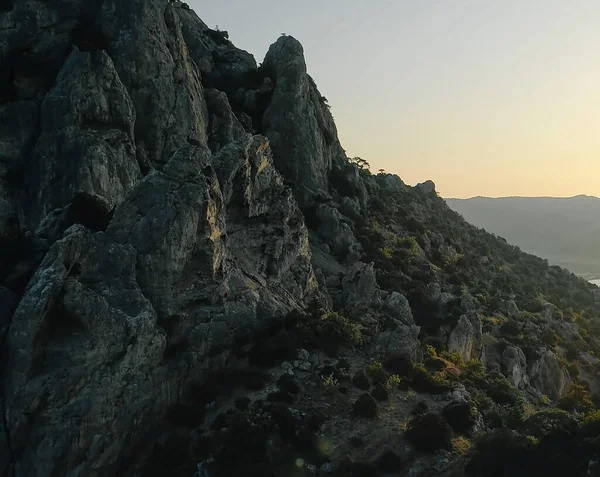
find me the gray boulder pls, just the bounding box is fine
[371,325,421,360]
[316,204,360,258]
[528,350,571,400]
[426,282,442,303]
[502,346,529,389]
[447,313,483,362]
[342,262,379,315]
[481,334,503,373]
[385,292,415,326]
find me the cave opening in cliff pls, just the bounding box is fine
[67,192,114,232]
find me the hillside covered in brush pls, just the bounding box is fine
[0,1,599,477]
[446,195,600,278]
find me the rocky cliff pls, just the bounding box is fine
[1,2,599,477]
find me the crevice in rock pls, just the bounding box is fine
[0,46,68,104]
[67,193,114,232]
[29,292,88,379]
[71,14,111,52]
[301,206,321,231]
[161,315,190,360]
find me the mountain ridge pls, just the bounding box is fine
[448,194,599,200]
[445,195,600,278]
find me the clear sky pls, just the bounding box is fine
[189,0,600,199]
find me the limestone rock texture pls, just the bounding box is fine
[0,2,320,475]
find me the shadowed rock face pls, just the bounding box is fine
[0,1,318,475]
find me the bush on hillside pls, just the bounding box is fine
[443,400,478,435]
[405,412,453,452]
[409,364,453,394]
[294,311,362,356]
[520,408,579,439]
[557,384,595,414]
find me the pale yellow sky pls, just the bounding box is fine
[195,0,600,199]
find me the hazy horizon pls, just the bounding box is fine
[189,0,600,199]
[449,193,600,200]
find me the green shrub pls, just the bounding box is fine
[386,374,401,389]
[483,372,522,406]
[520,408,579,438]
[321,374,339,388]
[405,412,453,452]
[421,335,446,353]
[557,384,594,414]
[371,383,389,402]
[443,400,478,435]
[410,364,453,394]
[300,311,362,355]
[461,359,486,382]
[382,353,415,377]
[465,428,536,477]
[367,360,387,385]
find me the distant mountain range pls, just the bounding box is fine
[445,195,600,278]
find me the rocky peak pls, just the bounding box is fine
[262,35,348,208]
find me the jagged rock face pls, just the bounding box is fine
[262,36,347,208]
[174,6,257,98]
[502,346,529,389]
[384,292,415,326]
[24,49,141,230]
[0,1,316,475]
[316,203,361,260]
[528,351,571,400]
[5,226,167,477]
[342,262,380,315]
[371,325,421,360]
[481,334,503,373]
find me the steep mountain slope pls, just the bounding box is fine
[0,2,599,477]
[445,195,600,277]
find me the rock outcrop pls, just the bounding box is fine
[527,351,571,400]
[502,346,529,389]
[0,2,319,475]
[262,36,348,208]
[384,291,415,326]
[447,313,483,362]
